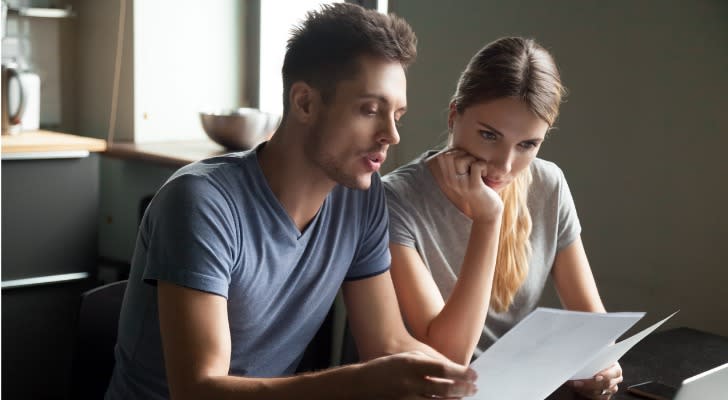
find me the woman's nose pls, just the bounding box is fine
[489,151,513,175]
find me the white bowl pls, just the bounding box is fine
[200,108,280,150]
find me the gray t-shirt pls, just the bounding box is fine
[383,151,580,355]
[106,144,391,399]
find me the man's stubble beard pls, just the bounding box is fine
[304,118,370,191]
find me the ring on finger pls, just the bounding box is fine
[455,172,468,179]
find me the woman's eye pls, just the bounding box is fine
[480,130,497,140]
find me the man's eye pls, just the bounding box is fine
[519,141,538,150]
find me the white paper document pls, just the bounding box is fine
[570,310,678,379]
[468,308,676,399]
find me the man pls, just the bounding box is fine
[105,3,477,400]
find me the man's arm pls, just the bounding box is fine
[158,281,476,400]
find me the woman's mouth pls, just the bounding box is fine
[483,177,505,190]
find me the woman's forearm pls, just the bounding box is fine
[422,218,501,364]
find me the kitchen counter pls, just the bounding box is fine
[0,130,107,158]
[0,130,232,168]
[105,139,232,168]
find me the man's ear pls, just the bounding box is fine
[289,82,320,123]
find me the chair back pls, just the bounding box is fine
[70,280,128,400]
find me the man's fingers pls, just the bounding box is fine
[415,358,477,382]
[419,376,477,399]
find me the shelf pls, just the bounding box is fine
[6,5,75,19]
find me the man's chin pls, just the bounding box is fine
[337,173,372,191]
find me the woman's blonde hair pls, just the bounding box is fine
[451,37,565,312]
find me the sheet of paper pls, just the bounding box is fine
[468,308,643,400]
[570,310,678,379]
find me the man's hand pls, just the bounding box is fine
[357,351,478,399]
[568,363,622,399]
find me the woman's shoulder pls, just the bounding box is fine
[529,157,568,193]
[383,150,435,190]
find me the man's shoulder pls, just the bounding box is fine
[164,150,257,193]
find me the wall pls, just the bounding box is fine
[390,0,728,336]
[74,0,247,267]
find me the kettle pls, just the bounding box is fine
[2,61,26,135]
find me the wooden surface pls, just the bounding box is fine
[1,130,237,168]
[105,139,233,168]
[0,130,107,153]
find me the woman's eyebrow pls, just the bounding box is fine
[476,121,544,142]
[476,121,504,137]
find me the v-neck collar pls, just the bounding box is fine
[249,146,330,242]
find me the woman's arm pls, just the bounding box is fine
[388,149,503,365]
[552,237,622,399]
[390,215,500,365]
[551,236,605,313]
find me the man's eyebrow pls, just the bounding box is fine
[359,93,407,113]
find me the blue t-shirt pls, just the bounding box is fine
[105,145,390,399]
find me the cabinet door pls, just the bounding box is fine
[2,154,99,280]
[2,154,101,399]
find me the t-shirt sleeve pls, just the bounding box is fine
[383,178,417,248]
[141,174,237,298]
[556,167,582,251]
[345,174,391,281]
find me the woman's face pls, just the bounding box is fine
[449,97,550,192]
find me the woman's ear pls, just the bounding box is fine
[289,82,320,124]
[447,101,458,132]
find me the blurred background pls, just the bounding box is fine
[1,0,726,398]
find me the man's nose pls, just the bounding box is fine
[378,117,400,145]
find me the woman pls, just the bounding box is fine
[383,37,621,399]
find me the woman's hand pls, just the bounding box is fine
[568,362,623,399]
[429,148,503,223]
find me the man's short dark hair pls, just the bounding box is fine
[281,3,417,115]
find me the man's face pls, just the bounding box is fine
[305,55,407,190]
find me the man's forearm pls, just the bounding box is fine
[171,364,368,400]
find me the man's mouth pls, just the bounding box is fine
[363,151,386,172]
[366,152,386,164]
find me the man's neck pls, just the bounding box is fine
[257,129,335,233]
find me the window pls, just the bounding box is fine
[258,0,341,116]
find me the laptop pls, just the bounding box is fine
[674,362,728,400]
